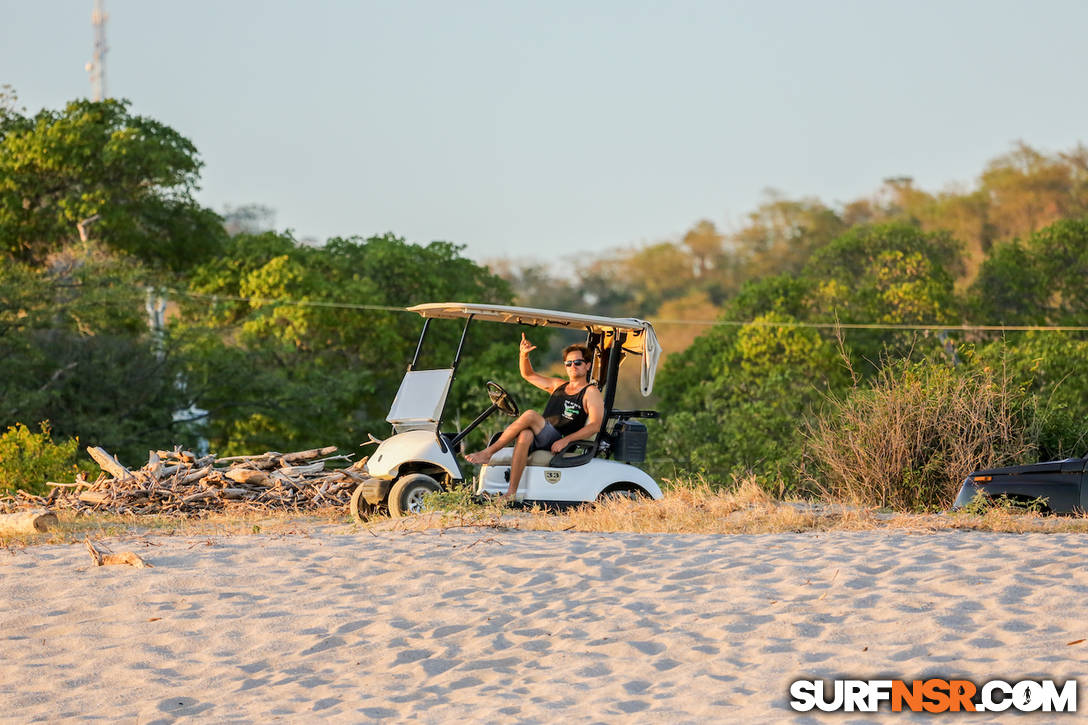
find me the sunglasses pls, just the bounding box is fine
[564,359,587,367]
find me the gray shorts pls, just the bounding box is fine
[532,422,562,452]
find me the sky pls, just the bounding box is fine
[2,0,1087,263]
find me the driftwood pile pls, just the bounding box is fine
[4,445,367,516]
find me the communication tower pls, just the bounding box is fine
[85,0,108,100]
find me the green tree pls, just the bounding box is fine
[0,98,225,269]
[617,241,697,313]
[176,232,523,455]
[0,243,185,463]
[967,239,1048,325]
[972,335,1088,459]
[803,223,964,368]
[980,142,1086,244]
[1028,218,1088,324]
[968,218,1088,326]
[733,191,846,281]
[656,306,846,488]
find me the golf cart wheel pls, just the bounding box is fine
[388,473,442,518]
[598,485,645,502]
[349,482,376,524]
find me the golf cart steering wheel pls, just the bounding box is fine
[486,381,520,417]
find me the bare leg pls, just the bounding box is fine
[506,429,534,497]
[466,410,545,464]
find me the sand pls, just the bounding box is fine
[2,528,1087,722]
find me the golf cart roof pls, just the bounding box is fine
[408,302,662,396]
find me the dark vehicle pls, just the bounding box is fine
[953,458,1088,513]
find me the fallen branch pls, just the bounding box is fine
[87,447,132,481]
[0,509,58,535]
[85,538,153,568]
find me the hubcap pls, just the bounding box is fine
[406,487,429,513]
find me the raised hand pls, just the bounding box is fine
[520,332,537,355]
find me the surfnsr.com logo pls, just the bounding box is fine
[789,679,1077,713]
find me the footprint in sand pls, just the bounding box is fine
[998,584,1033,605]
[393,648,432,665]
[462,656,520,673]
[431,624,470,638]
[300,636,345,656]
[576,663,613,678]
[154,696,210,717]
[335,620,369,634]
[421,658,457,677]
[615,699,650,713]
[627,640,665,655]
[359,707,399,719]
[446,676,482,690]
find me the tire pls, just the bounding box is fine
[388,473,442,518]
[349,482,376,524]
[597,485,645,503]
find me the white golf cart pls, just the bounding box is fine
[350,302,663,520]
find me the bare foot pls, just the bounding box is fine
[465,450,493,465]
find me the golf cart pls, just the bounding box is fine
[350,302,664,520]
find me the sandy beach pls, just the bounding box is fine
[2,528,1087,722]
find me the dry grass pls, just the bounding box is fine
[804,359,1038,510]
[382,474,1088,535]
[536,476,853,534]
[6,475,1088,549]
[538,476,1088,534]
[0,505,347,547]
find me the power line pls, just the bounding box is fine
[652,319,1088,332]
[169,289,404,312]
[166,288,1088,334]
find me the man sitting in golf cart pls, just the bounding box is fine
[465,333,604,498]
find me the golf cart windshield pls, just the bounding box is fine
[408,302,662,396]
[386,368,454,432]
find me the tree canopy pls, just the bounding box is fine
[0,98,225,269]
[174,231,526,456]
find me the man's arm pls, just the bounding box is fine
[551,386,605,453]
[519,333,562,392]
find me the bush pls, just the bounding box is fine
[803,359,1038,510]
[0,422,83,495]
[656,311,847,490]
[973,334,1088,459]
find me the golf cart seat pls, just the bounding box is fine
[488,449,555,467]
[488,437,598,468]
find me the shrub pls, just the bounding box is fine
[420,487,509,527]
[973,334,1088,459]
[957,490,1050,516]
[0,422,83,495]
[803,359,1038,510]
[656,311,847,490]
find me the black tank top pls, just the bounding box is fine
[542,383,590,436]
